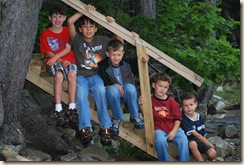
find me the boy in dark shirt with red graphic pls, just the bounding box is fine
[139,73,189,161]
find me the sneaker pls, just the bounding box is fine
[80,127,93,145]
[99,128,112,145]
[54,111,66,127]
[130,116,144,129]
[66,109,78,124]
[111,118,121,136]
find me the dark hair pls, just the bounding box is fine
[180,92,197,103]
[49,3,66,16]
[151,72,172,84]
[106,39,124,52]
[78,15,97,27]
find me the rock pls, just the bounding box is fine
[217,124,238,139]
[208,136,235,158]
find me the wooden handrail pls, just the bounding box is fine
[61,0,204,87]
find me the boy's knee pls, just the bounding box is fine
[207,149,217,160]
[189,141,197,149]
[107,85,119,92]
[54,71,63,81]
[67,71,76,80]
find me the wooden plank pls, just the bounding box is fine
[26,64,69,105]
[136,39,157,157]
[89,108,157,158]
[26,61,155,158]
[61,0,204,87]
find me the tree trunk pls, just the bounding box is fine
[0,0,72,157]
[134,0,156,19]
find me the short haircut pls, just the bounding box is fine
[106,39,124,52]
[151,72,172,84]
[180,92,197,103]
[78,15,97,27]
[49,3,66,16]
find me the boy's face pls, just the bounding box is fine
[152,80,170,99]
[106,47,124,66]
[182,98,198,116]
[49,13,66,28]
[79,20,97,42]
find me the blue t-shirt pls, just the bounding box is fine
[113,66,124,86]
[181,112,207,141]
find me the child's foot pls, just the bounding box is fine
[130,116,144,129]
[99,128,112,145]
[66,109,78,124]
[79,127,93,146]
[111,118,121,136]
[54,111,66,127]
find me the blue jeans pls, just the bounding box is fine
[154,128,189,161]
[76,74,112,130]
[106,83,139,120]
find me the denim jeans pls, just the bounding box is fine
[76,74,112,130]
[106,83,139,120]
[154,128,189,161]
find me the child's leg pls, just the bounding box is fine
[89,74,111,129]
[154,130,170,161]
[123,83,138,118]
[189,141,203,161]
[106,85,123,120]
[76,76,91,130]
[54,70,64,111]
[123,83,144,129]
[67,71,76,107]
[172,128,189,161]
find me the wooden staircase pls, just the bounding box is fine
[26,0,205,161]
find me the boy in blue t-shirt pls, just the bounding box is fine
[180,92,217,161]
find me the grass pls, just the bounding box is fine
[105,138,157,161]
[213,81,240,107]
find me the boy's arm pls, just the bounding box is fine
[67,12,83,40]
[191,131,215,148]
[67,5,96,40]
[167,120,181,141]
[46,43,71,67]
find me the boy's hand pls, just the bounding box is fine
[60,60,70,68]
[87,4,96,11]
[47,56,58,67]
[138,96,145,105]
[132,31,139,38]
[114,84,124,97]
[106,16,115,23]
[167,131,176,141]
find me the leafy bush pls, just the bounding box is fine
[37,0,240,92]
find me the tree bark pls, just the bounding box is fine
[134,0,156,19]
[0,0,43,144]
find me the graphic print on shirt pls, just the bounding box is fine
[81,43,102,70]
[154,106,170,119]
[47,37,64,52]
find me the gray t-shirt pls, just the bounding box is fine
[70,33,111,76]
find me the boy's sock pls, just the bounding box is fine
[55,104,63,112]
[68,103,76,110]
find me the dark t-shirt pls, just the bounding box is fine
[181,112,207,141]
[70,33,111,76]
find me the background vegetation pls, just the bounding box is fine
[36,0,240,92]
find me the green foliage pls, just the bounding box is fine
[105,138,157,161]
[37,0,240,91]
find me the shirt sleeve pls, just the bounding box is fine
[40,31,51,55]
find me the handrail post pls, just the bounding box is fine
[136,38,157,157]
